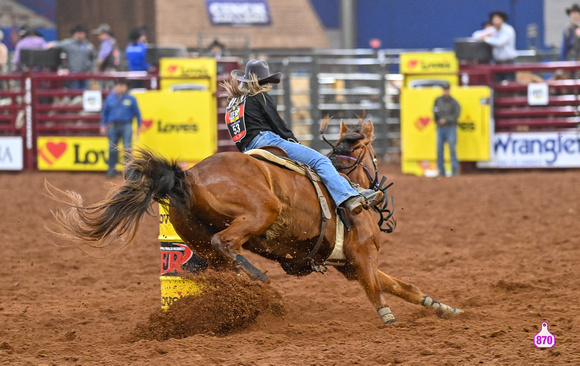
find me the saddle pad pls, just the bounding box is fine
[245,149,321,182]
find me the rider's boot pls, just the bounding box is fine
[358,188,384,209]
[341,189,383,216]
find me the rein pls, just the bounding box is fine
[328,141,396,234]
[334,153,379,190]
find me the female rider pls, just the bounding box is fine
[222,59,382,216]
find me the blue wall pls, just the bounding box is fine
[311,0,546,50]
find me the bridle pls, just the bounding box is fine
[323,135,396,234]
[332,143,380,190]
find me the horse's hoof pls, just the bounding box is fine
[436,306,464,319]
[423,296,463,319]
[377,306,397,324]
[382,316,398,325]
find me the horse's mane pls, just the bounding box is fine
[334,119,375,155]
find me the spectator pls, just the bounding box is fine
[0,30,8,72]
[560,4,580,61]
[100,78,142,178]
[12,25,47,69]
[49,24,96,89]
[433,83,461,177]
[92,23,120,71]
[471,21,494,39]
[479,11,516,81]
[206,39,229,59]
[125,27,150,72]
[480,11,516,63]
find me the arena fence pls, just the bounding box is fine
[460,61,580,132]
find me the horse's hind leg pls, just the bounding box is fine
[377,270,463,318]
[210,195,281,281]
[169,209,234,271]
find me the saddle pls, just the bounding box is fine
[244,146,347,272]
[245,146,321,182]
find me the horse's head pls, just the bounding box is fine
[323,117,379,189]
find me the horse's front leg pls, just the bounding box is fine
[340,237,398,324]
[377,270,463,318]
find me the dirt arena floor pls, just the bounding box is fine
[1,165,579,365]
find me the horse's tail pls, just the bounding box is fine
[47,148,191,248]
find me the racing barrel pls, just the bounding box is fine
[159,203,207,309]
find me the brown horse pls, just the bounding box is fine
[49,119,462,324]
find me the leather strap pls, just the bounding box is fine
[299,163,331,266]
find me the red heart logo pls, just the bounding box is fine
[168,65,178,73]
[414,117,431,131]
[142,119,153,131]
[46,141,67,159]
[407,59,418,68]
[177,291,183,297]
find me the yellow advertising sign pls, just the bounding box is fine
[159,58,217,92]
[400,86,491,175]
[37,136,125,171]
[400,52,458,74]
[134,90,216,165]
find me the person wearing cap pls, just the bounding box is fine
[49,24,96,89]
[125,27,150,72]
[561,4,580,61]
[100,78,142,177]
[479,11,516,63]
[12,25,47,69]
[92,23,120,71]
[433,83,461,177]
[221,59,383,216]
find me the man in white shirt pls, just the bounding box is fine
[479,11,517,81]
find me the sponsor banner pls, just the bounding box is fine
[401,86,491,173]
[206,0,271,26]
[400,52,458,74]
[37,136,126,171]
[0,136,23,170]
[478,131,580,168]
[159,58,217,92]
[134,90,217,165]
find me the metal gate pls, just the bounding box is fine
[248,49,402,158]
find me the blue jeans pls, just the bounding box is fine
[437,125,458,176]
[244,131,359,206]
[107,123,133,174]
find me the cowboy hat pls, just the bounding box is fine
[567,4,580,15]
[92,23,112,35]
[231,59,281,84]
[70,24,87,34]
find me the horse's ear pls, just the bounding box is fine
[362,120,374,139]
[320,115,331,134]
[340,120,348,137]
